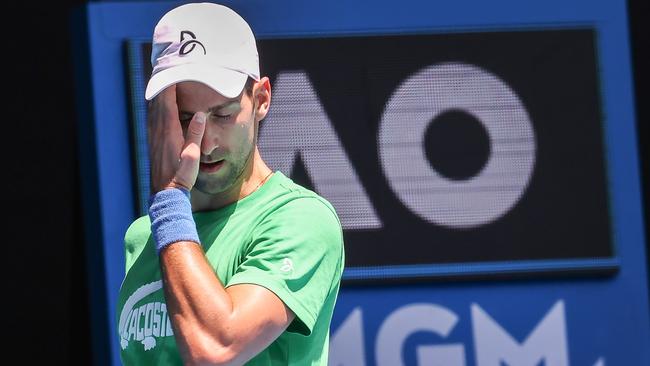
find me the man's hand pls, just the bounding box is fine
[148,85,206,193]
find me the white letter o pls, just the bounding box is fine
[378,62,536,228]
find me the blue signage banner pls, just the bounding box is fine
[72,1,649,365]
[127,28,617,282]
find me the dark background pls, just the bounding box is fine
[257,30,612,268]
[2,1,646,364]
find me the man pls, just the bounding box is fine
[116,3,345,365]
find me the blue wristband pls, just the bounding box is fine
[148,187,201,254]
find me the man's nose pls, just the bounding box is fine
[200,120,221,156]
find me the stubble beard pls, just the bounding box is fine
[194,98,259,196]
[193,142,255,195]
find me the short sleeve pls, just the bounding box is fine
[225,197,344,336]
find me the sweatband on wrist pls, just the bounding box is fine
[148,187,201,254]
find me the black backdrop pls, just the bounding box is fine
[2,1,646,364]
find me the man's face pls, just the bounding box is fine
[176,81,257,194]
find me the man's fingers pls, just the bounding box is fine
[185,112,207,146]
[160,84,178,115]
[148,85,179,129]
[171,111,206,190]
[175,142,201,190]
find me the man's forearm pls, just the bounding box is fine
[159,241,238,365]
[159,240,295,366]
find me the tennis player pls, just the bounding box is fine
[116,3,345,365]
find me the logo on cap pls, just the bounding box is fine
[179,30,206,56]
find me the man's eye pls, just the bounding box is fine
[212,114,231,120]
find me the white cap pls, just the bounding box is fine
[145,2,260,100]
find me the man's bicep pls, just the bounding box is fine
[225,284,295,360]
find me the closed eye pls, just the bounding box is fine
[211,113,232,121]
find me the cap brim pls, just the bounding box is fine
[145,64,249,100]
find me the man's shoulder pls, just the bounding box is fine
[125,215,151,238]
[122,215,153,274]
[124,215,152,249]
[270,173,340,225]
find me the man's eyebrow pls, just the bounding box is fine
[207,100,241,114]
[179,100,241,116]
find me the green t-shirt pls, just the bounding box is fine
[116,172,345,365]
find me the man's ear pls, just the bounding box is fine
[253,76,271,121]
